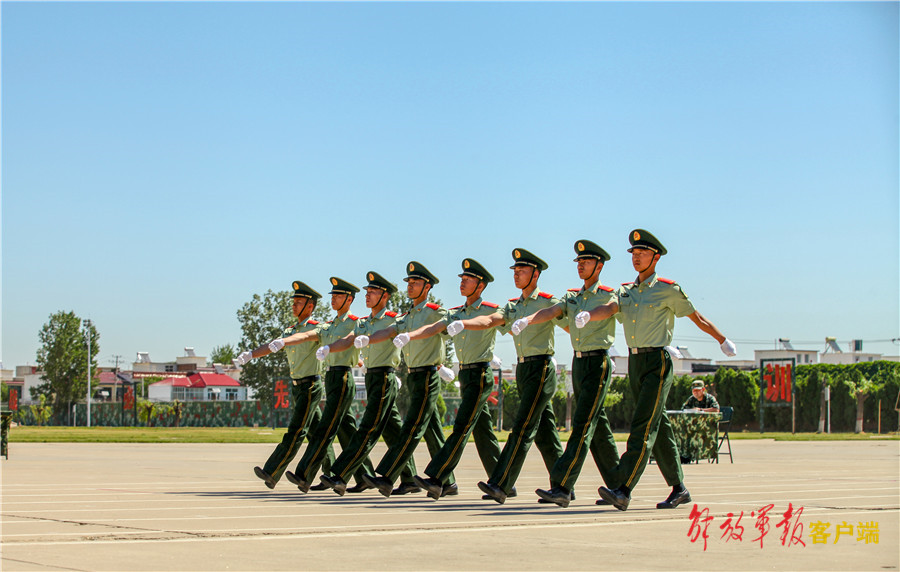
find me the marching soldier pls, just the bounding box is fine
[450,248,565,504]
[238,281,332,490]
[393,258,504,500]
[262,277,375,493]
[580,229,736,511]
[315,272,418,495]
[514,240,621,508]
[358,262,458,498]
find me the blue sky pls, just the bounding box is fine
[2,2,898,371]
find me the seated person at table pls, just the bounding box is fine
[683,380,719,413]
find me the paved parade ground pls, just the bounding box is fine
[1,439,897,571]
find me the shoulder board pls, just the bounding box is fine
[658,278,675,285]
[598,285,614,292]
[481,301,499,308]
[398,312,408,318]
[349,314,359,321]
[538,292,553,299]
[307,320,319,325]
[621,282,634,286]
[567,288,580,292]
[450,305,464,310]
[509,297,519,302]
[425,303,441,311]
[385,311,398,318]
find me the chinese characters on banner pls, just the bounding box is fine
[8,390,17,411]
[688,504,879,550]
[274,380,291,410]
[763,362,793,403]
[123,386,135,410]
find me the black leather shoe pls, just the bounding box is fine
[535,486,573,508]
[285,471,311,493]
[477,481,507,504]
[656,488,691,509]
[363,474,394,498]
[440,483,459,498]
[319,474,347,496]
[595,498,611,506]
[254,466,276,490]
[597,486,630,511]
[392,482,422,496]
[309,482,330,491]
[414,475,444,500]
[345,482,371,493]
[483,486,516,501]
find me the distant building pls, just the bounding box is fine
[148,372,248,402]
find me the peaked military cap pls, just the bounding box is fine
[291,280,322,300]
[459,258,494,283]
[403,261,439,285]
[692,380,705,389]
[509,248,548,271]
[328,276,360,295]
[364,271,398,294]
[627,229,667,256]
[574,239,611,262]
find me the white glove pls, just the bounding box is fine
[720,339,737,357]
[393,333,410,348]
[551,357,557,369]
[511,318,529,336]
[268,339,285,353]
[574,311,590,329]
[665,346,683,359]
[236,351,253,365]
[438,365,456,382]
[446,320,465,337]
[315,345,330,361]
[354,335,370,348]
[489,355,502,369]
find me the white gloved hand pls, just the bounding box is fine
[438,365,456,382]
[268,339,285,353]
[551,357,558,370]
[511,318,529,336]
[446,320,465,337]
[236,351,253,365]
[489,355,502,369]
[315,345,330,361]
[393,333,411,348]
[574,311,590,329]
[665,346,684,359]
[354,335,370,348]
[720,338,737,357]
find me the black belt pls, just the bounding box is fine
[366,366,395,374]
[460,361,489,371]
[408,365,438,373]
[517,354,551,363]
[573,349,608,359]
[292,375,320,385]
[628,347,664,354]
[326,366,352,372]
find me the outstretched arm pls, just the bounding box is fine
[367,325,399,345]
[687,311,725,344]
[459,313,505,331]
[327,333,357,354]
[408,320,447,342]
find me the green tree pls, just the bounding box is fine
[237,289,329,403]
[208,344,236,366]
[34,311,99,424]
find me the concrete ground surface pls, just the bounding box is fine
[1,439,897,571]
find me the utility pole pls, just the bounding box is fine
[110,355,124,402]
[85,319,92,428]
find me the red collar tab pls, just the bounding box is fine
[425,303,441,311]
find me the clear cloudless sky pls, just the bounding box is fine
[2,2,898,372]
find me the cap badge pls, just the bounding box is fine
[367,273,374,281]
[577,242,585,252]
[292,281,300,290]
[408,263,415,272]
[331,278,338,286]
[514,249,521,259]
[633,231,641,241]
[464,260,470,269]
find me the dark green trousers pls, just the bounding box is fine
[262,377,324,482]
[550,353,621,490]
[489,358,563,494]
[375,369,455,485]
[328,369,416,485]
[425,364,501,483]
[612,350,683,490]
[294,368,374,485]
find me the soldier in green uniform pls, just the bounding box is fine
[237,281,330,489]
[389,258,504,500]
[513,240,621,508]
[314,271,418,495]
[452,248,565,504]
[263,277,375,493]
[683,380,720,412]
[359,262,458,498]
[580,229,736,511]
